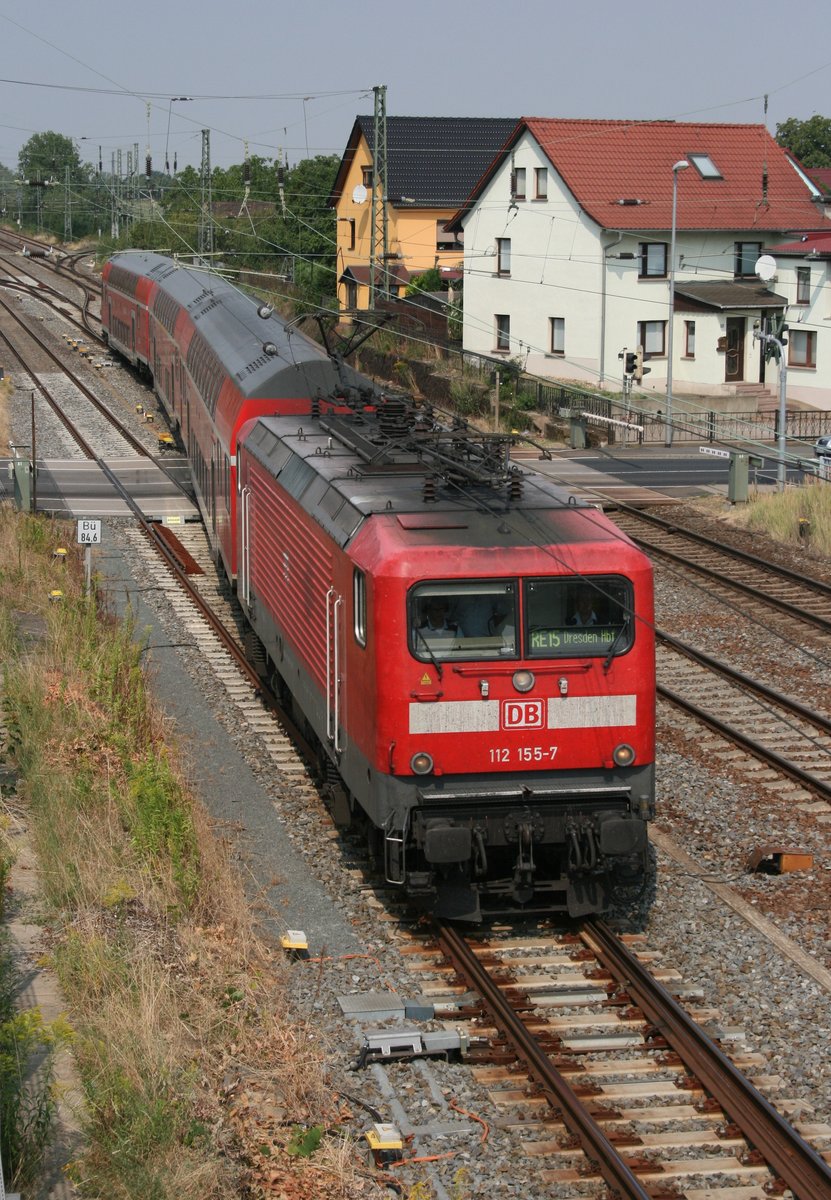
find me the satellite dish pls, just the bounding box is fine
[755,254,777,281]
[352,183,368,205]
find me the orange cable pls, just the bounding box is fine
[389,1151,458,1167]
[449,1096,490,1143]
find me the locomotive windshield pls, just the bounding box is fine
[410,581,518,661]
[525,575,633,658]
[409,576,634,662]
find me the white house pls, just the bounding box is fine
[447,119,830,411]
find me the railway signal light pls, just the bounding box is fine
[623,351,637,376]
[634,346,650,382]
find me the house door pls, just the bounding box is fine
[725,318,745,382]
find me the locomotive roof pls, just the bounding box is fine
[243,412,625,551]
[107,252,376,403]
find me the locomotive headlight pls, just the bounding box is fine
[410,751,434,775]
[613,743,636,767]
[512,670,535,693]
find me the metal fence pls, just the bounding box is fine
[531,379,830,449]
[448,347,830,449]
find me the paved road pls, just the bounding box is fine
[558,443,820,497]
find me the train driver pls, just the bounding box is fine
[567,587,599,627]
[416,599,465,640]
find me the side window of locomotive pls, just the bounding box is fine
[353,569,367,648]
[525,576,633,658]
[410,581,518,661]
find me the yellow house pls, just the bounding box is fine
[328,116,517,313]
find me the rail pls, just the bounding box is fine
[437,921,653,1199]
[584,918,831,1200]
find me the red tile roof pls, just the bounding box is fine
[808,167,831,194]
[478,119,826,233]
[765,230,831,257]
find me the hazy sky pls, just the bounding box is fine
[1,0,830,174]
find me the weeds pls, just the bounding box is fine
[124,753,201,910]
[0,805,13,919]
[739,478,831,558]
[0,941,70,1191]
[0,504,381,1198]
[693,478,831,559]
[449,377,488,418]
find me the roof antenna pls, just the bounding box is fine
[762,93,769,206]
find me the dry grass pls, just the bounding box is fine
[692,478,831,561]
[0,505,388,1199]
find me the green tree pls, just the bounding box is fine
[105,152,340,313]
[775,115,831,168]
[18,131,89,183]
[14,132,99,239]
[405,267,443,296]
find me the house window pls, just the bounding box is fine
[638,320,666,356]
[345,279,358,309]
[495,314,510,352]
[639,243,667,278]
[346,218,355,250]
[361,166,373,189]
[688,153,723,179]
[436,220,461,251]
[511,167,526,200]
[534,167,548,199]
[684,321,696,357]
[734,242,762,278]
[788,329,816,368]
[497,238,511,276]
[796,266,810,304]
[549,317,565,355]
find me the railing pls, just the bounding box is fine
[380,339,830,451]
[532,382,830,448]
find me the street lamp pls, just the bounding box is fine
[665,159,689,447]
[165,97,193,174]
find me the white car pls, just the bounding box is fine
[813,435,831,458]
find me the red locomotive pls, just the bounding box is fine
[236,399,655,921]
[102,253,656,921]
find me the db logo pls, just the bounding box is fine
[501,699,545,730]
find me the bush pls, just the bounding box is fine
[0,948,69,1191]
[449,378,488,417]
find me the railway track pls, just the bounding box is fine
[614,508,831,631]
[0,228,102,337]
[128,512,831,1198]
[656,636,831,804]
[0,287,157,460]
[599,506,831,810]
[0,262,103,344]
[408,920,831,1198]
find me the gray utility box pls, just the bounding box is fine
[569,417,587,449]
[727,452,763,503]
